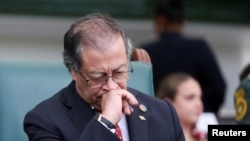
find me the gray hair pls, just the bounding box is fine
[63,12,133,73]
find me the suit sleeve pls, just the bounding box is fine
[78,119,120,141]
[24,110,121,141]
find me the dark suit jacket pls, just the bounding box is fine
[142,32,226,114]
[24,81,185,141]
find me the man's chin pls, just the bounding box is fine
[90,98,102,111]
[91,103,102,112]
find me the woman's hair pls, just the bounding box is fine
[63,12,133,73]
[156,72,194,100]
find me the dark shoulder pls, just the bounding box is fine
[182,35,210,48]
[31,87,67,112]
[140,40,162,52]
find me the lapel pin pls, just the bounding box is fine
[139,104,147,112]
[139,115,146,120]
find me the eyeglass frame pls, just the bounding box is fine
[78,61,133,87]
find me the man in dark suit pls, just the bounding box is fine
[23,12,185,141]
[141,0,226,116]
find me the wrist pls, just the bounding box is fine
[95,113,116,129]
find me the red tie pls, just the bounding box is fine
[115,124,123,141]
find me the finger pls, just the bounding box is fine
[122,100,133,115]
[140,49,148,63]
[142,49,151,64]
[121,90,138,105]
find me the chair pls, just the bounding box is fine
[0,60,154,141]
[128,61,154,96]
[0,61,71,141]
[130,48,154,96]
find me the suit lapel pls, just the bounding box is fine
[127,100,149,141]
[62,82,96,131]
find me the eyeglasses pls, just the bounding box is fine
[79,62,133,88]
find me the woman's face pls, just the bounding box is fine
[172,78,203,126]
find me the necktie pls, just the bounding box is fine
[115,124,123,141]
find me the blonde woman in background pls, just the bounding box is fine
[157,72,206,141]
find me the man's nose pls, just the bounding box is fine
[102,76,118,90]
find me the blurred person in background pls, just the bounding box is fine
[156,72,206,141]
[141,0,226,116]
[234,63,250,124]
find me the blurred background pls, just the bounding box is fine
[1,0,250,122]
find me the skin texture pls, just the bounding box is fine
[170,78,203,126]
[165,78,203,141]
[71,35,138,125]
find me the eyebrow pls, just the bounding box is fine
[86,63,127,75]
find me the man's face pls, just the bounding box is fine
[71,36,129,111]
